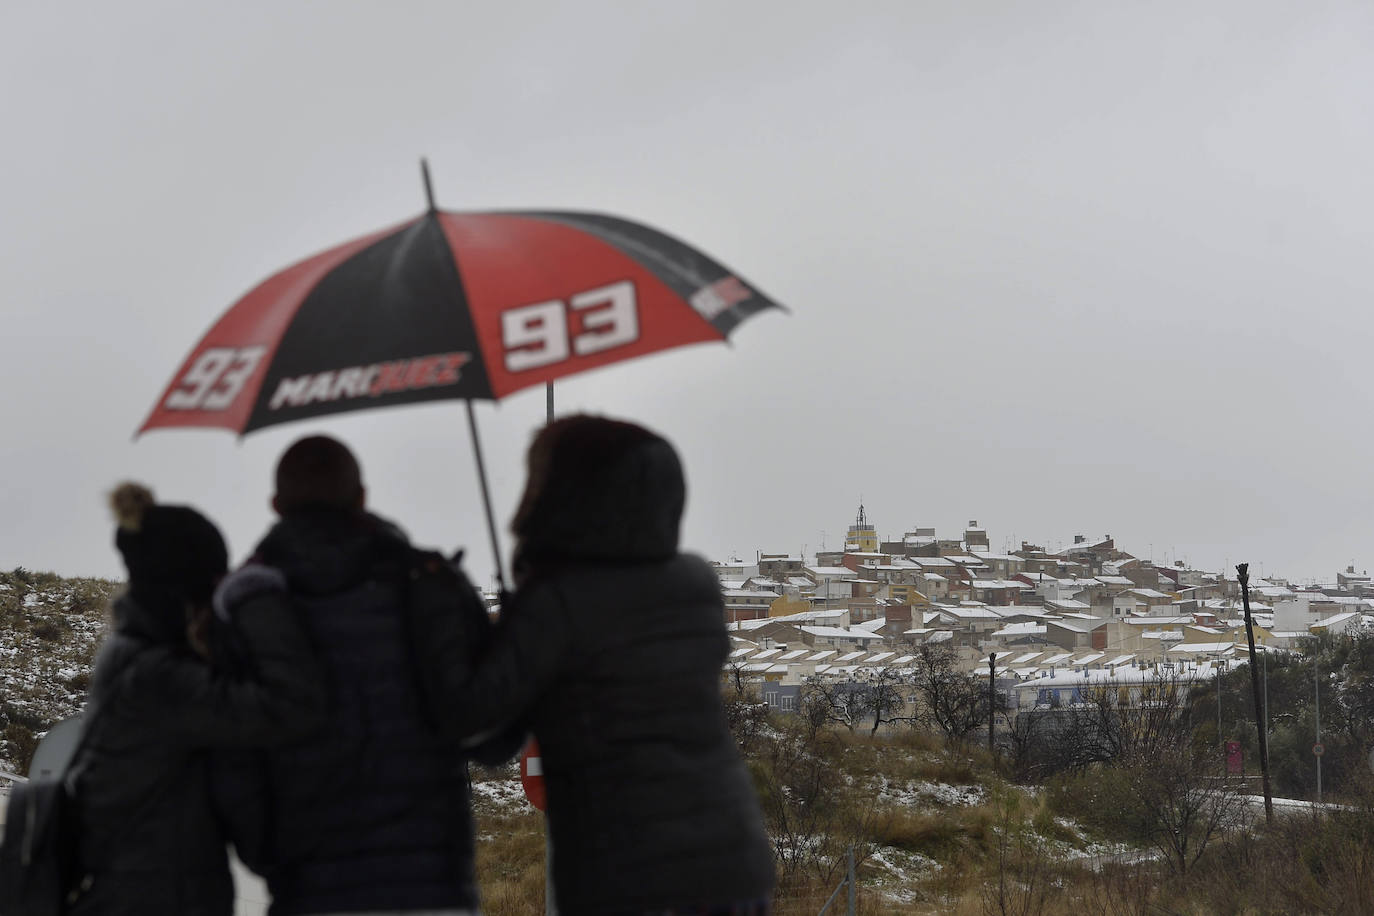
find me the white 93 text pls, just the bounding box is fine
[164,346,266,410]
[501,281,639,373]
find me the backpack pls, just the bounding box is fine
[0,776,91,916]
[0,668,138,914]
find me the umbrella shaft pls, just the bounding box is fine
[465,401,507,596]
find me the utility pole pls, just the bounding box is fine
[1237,564,1273,825]
[1316,652,1323,805]
[1217,659,1224,740]
[988,652,997,756]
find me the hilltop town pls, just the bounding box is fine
[715,505,1370,715]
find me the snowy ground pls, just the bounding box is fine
[470,774,530,812]
[873,774,987,807]
[866,846,943,905]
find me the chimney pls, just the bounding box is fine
[1074,535,1086,545]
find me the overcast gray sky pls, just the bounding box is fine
[4,1,1374,587]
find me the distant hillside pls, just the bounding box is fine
[0,568,118,771]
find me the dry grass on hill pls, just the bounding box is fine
[470,763,548,915]
[468,724,1374,915]
[0,568,117,771]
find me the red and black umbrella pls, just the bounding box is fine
[140,164,782,586]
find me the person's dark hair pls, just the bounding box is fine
[511,415,685,582]
[275,435,364,513]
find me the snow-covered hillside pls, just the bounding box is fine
[0,568,118,772]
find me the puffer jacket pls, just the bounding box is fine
[214,509,499,915]
[67,587,325,916]
[417,418,775,914]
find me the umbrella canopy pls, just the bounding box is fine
[140,209,781,435]
[138,179,783,590]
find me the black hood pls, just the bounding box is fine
[112,589,187,646]
[255,509,411,596]
[511,416,685,577]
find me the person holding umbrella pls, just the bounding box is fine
[66,484,326,915]
[130,176,784,911]
[418,415,775,915]
[212,434,516,916]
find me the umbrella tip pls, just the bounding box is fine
[420,158,436,213]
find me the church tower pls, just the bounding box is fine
[845,502,878,553]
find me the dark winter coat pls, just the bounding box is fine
[214,510,502,916]
[418,417,776,915]
[67,587,326,916]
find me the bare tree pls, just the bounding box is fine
[1005,671,1194,780]
[911,643,989,741]
[723,654,752,697]
[1006,705,1105,780]
[860,667,918,736]
[721,688,770,757]
[801,676,868,733]
[1086,674,1192,764]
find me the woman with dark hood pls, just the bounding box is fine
[64,484,325,915]
[422,416,775,915]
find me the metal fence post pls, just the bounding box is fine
[816,845,858,916]
[847,846,856,916]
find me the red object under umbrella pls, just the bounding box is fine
[139,162,783,589]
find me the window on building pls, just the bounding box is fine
[781,695,795,712]
[765,691,779,707]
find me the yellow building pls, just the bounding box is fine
[769,593,811,618]
[887,583,930,606]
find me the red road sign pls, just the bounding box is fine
[1313,743,1326,757]
[1225,740,1243,775]
[521,739,547,811]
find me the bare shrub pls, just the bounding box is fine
[31,618,65,641]
[980,791,1054,916]
[1080,862,1160,916]
[1133,743,1250,876]
[1,723,38,773]
[750,709,874,887]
